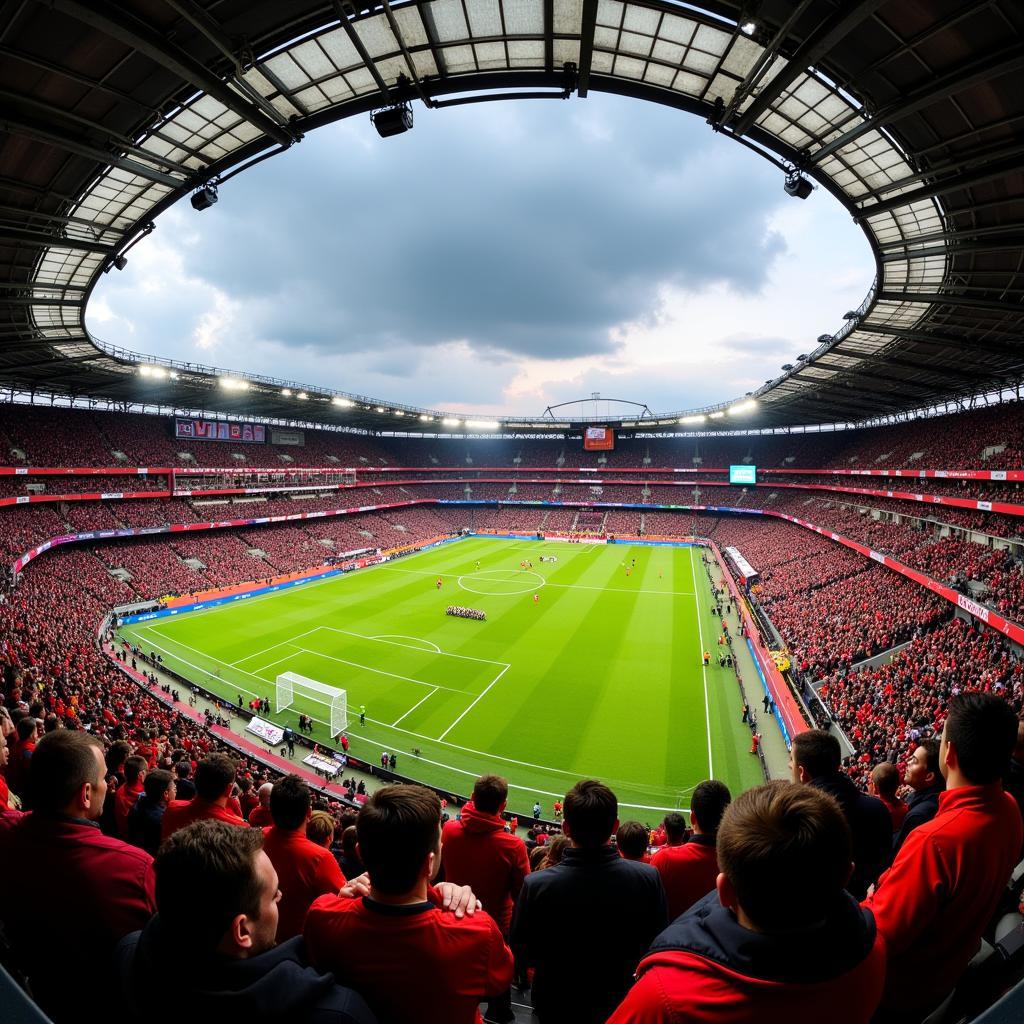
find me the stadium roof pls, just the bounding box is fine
[1,0,1022,434]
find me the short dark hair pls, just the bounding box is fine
[16,717,38,741]
[124,755,148,785]
[791,730,841,779]
[106,740,131,772]
[662,812,688,842]
[28,730,103,813]
[270,774,311,830]
[174,761,192,779]
[472,774,508,814]
[945,693,1019,784]
[564,780,617,849]
[717,781,851,930]
[871,762,901,799]
[357,785,441,895]
[143,769,174,802]
[615,821,650,860]
[194,754,236,799]
[691,780,732,837]
[155,820,265,951]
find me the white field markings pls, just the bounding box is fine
[391,686,440,727]
[438,663,511,741]
[230,628,323,667]
[130,624,689,811]
[689,546,715,779]
[370,634,442,654]
[382,564,695,599]
[316,626,506,666]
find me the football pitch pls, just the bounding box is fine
[118,537,765,817]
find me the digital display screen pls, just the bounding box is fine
[729,464,757,485]
[583,426,615,451]
[175,419,266,444]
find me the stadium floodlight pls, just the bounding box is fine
[797,354,809,361]
[190,183,219,211]
[817,334,833,344]
[137,364,167,379]
[466,419,499,430]
[375,406,385,412]
[220,376,249,391]
[843,311,860,320]
[332,396,353,407]
[784,171,813,199]
[371,101,413,138]
[395,410,405,416]
[442,417,462,427]
[679,414,706,425]
[741,21,757,34]
[781,363,794,371]
[297,391,308,400]
[419,414,432,421]
[728,400,757,416]
[112,254,128,271]
[276,672,347,736]
[281,388,292,396]
[708,411,726,419]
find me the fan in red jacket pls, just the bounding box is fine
[0,731,156,1024]
[609,782,886,1024]
[161,753,247,840]
[441,775,530,934]
[863,693,1023,1021]
[261,774,346,940]
[113,755,147,838]
[652,780,731,921]
[305,784,513,1024]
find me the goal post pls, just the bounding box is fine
[275,671,348,735]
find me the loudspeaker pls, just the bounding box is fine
[372,105,413,138]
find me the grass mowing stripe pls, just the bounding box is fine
[689,546,714,779]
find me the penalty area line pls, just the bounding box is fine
[438,663,510,741]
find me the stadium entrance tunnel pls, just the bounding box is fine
[457,569,547,596]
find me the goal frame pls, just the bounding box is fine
[276,671,348,734]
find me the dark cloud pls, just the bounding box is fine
[146,96,787,362]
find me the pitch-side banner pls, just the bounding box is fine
[246,717,284,746]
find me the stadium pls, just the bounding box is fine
[1,1,1023,1023]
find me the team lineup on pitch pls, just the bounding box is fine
[118,537,765,815]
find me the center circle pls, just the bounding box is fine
[457,569,546,597]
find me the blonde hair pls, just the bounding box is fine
[306,809,336,847]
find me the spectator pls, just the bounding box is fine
[659,811,689,848]
[892,739,944,854]
[238,775,259,821]
[0,728,26,831]
[791,730,891,899]
[442,774,529,1024]
[115,820,375,1024]
[305,785,512,1024]
[869,762,908,834]
[336,824,364,879]
[6,714,39,798]
[262,774,346,941]
[608,783,886,1024]
[865,693,1024,1021]
[0,730,156,1022]
[1004,717,1024,830]
[306,809,336,849]
[653,780,731,921]
[249,781,274,826]
[511,780,668,1024]
[161,753,246,840]
[615,821,651,863]
[173,759,196,801]
[128,769,176,855]
[114,754,148,838]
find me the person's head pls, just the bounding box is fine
[155,821,279,958]
[106,740,131,773]
[174,760,192,781]
[472,774,508,815]
[194,754,237,800]
[616,820,650,861]
[716,781,852,931]
[306,810,335,848]
[28,730,107,818]
[904,740,942,792]
[870,762,901,801]
[0,729,8,771]
[662,812,688,844]
[941,693,1020,786]
[256,781,273,807]
[690,780,732,837]
[540,834,569,869]
[340,824,359,856]
[143,769,175,806]
[790,730,841,783]
[16,716,39,743]
[1014,719,1024,765]
[270,774,311,830]
[563,780,617,849]
[357,785,441,896]
[124,755,148,787]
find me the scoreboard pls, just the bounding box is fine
[583,426,615,451]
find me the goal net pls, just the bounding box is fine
[276,671,348,735]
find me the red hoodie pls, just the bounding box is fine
[442,801,530,933]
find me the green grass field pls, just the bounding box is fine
[118,537,764,818]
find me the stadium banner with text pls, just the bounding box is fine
[269,428,305,446]
[728,465,757,485]
[246,717,285,746]
[0,466,169,476]
[583,426,615,451]
[0,490,170,508]
[303,752,342,776]
[174,418,266,443]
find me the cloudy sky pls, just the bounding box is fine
[89,93,874,417]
